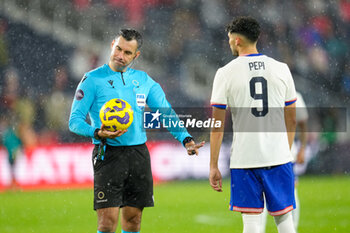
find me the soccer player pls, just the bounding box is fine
[260,91,308,233]
[69,29,204,233]
[291,91,308,231]
[209,17,297,233]
[1,111,22,190]
[260,92,308,233]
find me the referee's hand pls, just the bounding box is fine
[185,141,205,156]
[98,124,127,139]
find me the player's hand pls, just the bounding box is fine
[185,141,205,156]
[98,124,127,139]
[209,167,223,192]
[296,148,305,164]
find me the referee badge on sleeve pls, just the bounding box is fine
[75,89,84,100]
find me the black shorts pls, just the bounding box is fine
[92,143,154,210]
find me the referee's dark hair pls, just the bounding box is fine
[117,29,143,50]
[226,16,261,43]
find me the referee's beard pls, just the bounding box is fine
[110,56,136,72]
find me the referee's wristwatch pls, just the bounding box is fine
[182,136,194,147]
[94,128,103,140]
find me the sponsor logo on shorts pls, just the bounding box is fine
[96,199,108,203]
[97,191,105,199]
[96,191,108,203]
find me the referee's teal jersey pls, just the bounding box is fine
[69,64,191,146]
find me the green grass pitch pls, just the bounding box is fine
[0,175,349,233]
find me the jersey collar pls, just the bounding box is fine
[245,53,263,57]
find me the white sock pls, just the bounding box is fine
[292,188,300,231]
[274,212,296,233]
[260,206,268,233]
[242,214,262,233]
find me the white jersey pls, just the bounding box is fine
[211,54,297,168]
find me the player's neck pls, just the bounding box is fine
[238,47,259,56]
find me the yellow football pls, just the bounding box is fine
[99,98,134,131]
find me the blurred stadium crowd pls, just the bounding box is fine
[0,0,349,173]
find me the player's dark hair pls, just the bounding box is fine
[117,28,143,49]
[226,16,261,43]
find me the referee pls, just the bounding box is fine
[69,29,204,233]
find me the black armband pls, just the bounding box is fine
[182,136,194,147]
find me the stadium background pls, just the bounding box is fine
[0,0,349,232]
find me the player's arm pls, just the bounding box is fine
[209,68,227,192]
[209,106,226,192]
[295,93,308,163]
[147,81,204,155]
[296,119,307,163]
[284,102,297,149]
[69,75,98,138]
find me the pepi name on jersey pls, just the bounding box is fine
[249,61,265,71]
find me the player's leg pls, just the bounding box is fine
[121,144,154,233]
[9,160,15,187]
[261,162,296,233]
[292,188,300,231]
[97,207,120,232]
[8,151,16,188]
[274,212,295,233]
[292,162,300,232]
[242,213,262,233]
[260,195,268,233]
[121,206,143,232]
[93,145,129,233]
[230,169,264,233]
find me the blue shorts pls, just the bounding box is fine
[229,162,295,216]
